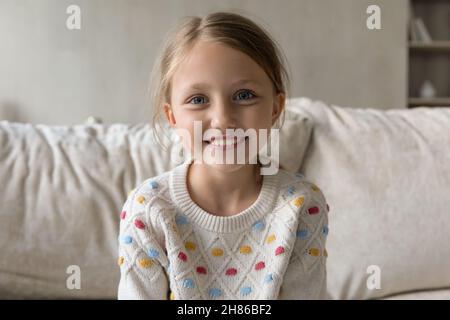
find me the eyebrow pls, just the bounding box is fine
[187,79,261,90]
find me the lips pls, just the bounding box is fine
[203,135,247,149]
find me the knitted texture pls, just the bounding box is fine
[117,160,329,300]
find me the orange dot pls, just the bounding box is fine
[308,248,320,257]
[117,256,124,266]
[266,234,276,244]
[293,196,305,208]
[185,241,196,251]
[138,258,153,268]
[239,246,252,254]
[136,195,145,204]
[211,248,223,257]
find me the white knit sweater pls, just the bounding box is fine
[117,160,329,300]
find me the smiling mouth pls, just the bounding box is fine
[203,136,248,150]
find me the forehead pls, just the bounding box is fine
[171,40,270,90]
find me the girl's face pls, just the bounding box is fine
[164,40,285,172]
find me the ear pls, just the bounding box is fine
[164,103,177,127]
[271,92,285,125]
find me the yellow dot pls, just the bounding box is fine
[169,292,175,300]
[128,188,136,197]
[266,234,276,244]
[138,258,153,268]
[311,184,320,192]
[293,196,305,208]
[117,256,124,266]
[136,195,145,204]
[211,248,223,257]
[239,246,252,254]
[308,248,320,257]
[185,241,196,251]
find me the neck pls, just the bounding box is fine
[187,162,263,217]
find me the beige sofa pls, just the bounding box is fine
[1,98,449,299]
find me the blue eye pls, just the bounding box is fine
[235,90,255,101]
[188,96,207,105]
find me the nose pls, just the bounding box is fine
[209,99,237,132]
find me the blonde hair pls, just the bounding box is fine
[149,11,291,150]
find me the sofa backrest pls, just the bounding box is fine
[291,98,450,299]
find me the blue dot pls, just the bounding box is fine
[166,264,171,274]
[208,287,222,298]
[149,181,158,189]
[296,229,308,239]
[287,186,295,195]
[322,226,329,236]
[183,278,195,289]
[123,235,133,244]
[240,286,252,296]
[252,220,265,231]
[175,214,188,225]
[147,248,159,258]
[263,273,273,284]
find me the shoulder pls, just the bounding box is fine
[275,169,329,216]
[121,170,174,224]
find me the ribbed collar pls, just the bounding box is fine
[169,159,280,233]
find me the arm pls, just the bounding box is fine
[117,187,170,300]
[278,183,329,300]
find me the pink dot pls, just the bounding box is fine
[308,206,320,215]
[178,252,187,262]
[275,246,285,256]
[255,261,265,271]
[196,266,207,274]
[225,268,237,276]
[134,219,146,229]
[120,211,126,220]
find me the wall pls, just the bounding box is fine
[0,0,408,125]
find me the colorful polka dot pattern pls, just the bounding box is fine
[183,278,194,289]
[134,219,145,229]
[252,220,265,231]
[239,246,252,254]
[147,248,159,259]
[138,258,152,268]
[136,195,145,204]
[240,286,252,296]
[122,235,132,244]
[175,214,188,225]
[149,181,158,189]
[211,248,223,257]
[266,234,276,244]
[293,196,304,208]
[208,288,222,298]
[119,181,327,299]
[185,241,196,251]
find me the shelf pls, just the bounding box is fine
[409,41,450,52]
[408,97,450,107]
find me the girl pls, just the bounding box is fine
[117,11,329,300]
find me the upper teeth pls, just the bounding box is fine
[211,138,236,146]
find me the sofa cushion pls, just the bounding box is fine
[289,98,450,299]
[0,108,311,299]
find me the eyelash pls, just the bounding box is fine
[187,89,257,105]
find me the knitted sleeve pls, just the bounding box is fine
[278,182,329,300]
[117,185,170,300]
